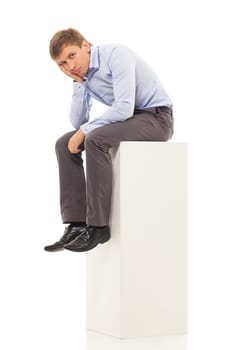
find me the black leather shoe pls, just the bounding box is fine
[44,225,85,252]
[64,226,110,252]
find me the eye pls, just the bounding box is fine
[69,53,76,58]
[58,60,66,66]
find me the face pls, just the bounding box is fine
[55,41,90,79]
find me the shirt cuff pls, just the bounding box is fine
[80,123,94,135]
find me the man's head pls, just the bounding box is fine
[49,28,92,79]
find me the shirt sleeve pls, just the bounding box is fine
[80,46,136,134]
[69,81,93,130]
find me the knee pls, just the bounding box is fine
[55,131,76,154]
[55,134,68,154]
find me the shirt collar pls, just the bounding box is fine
[85,46,99,79]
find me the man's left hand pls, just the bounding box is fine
[68,129,85,153]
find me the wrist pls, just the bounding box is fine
[75,129,85,141]
[78,129,84,136]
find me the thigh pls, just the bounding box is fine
[85,107,173,149]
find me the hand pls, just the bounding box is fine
[68,130,85,154]
[59,65,83,83]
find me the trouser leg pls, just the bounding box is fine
[85,107,174,226]
[55,131,87,223]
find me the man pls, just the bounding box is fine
[44,28,174,253]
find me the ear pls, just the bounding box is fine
[82,40,90,52]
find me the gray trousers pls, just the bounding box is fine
[55,106,174,226]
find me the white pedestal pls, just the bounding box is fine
[86,142,187,339]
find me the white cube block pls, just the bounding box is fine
[86,142,187,339]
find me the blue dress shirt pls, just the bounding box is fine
[70,44,173,134]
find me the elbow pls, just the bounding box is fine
[116,101,134,121]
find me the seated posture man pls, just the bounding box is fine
[44,28,174,253]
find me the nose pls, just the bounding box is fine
[65,60,75,71]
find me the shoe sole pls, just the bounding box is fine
[44,246,65,252]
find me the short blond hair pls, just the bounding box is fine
[49,28,91,59]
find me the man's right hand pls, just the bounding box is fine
[59,65,83,83]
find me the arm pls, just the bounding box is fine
[59,64,92,152]
[80,46,136,134]
[68,82,93,153]
[69,81,93,129]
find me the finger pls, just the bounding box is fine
[68,145,79,154]
[68,144,74,153]
[60,66,67,74]
[69,149,78,154]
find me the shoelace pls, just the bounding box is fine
[76,227,92,244]
[61,226,78,242]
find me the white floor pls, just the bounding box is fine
[86,331,187,350]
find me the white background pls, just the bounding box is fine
[0,0,232,349]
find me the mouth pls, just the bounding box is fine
[73,68,81,75]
